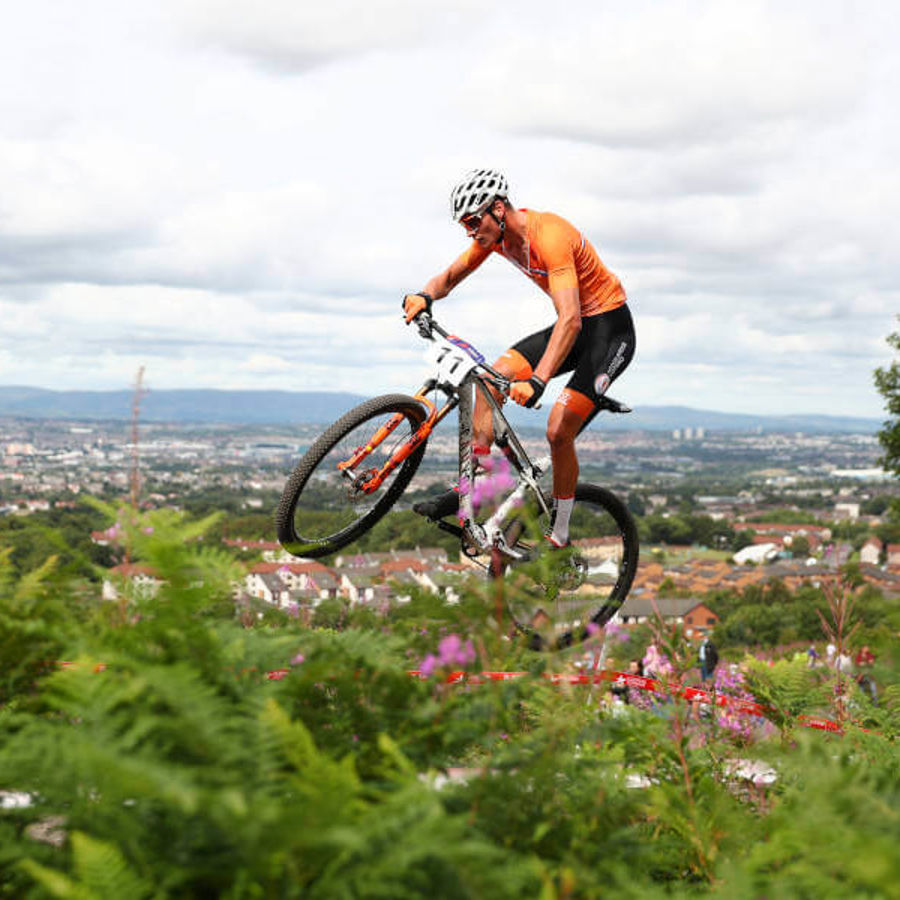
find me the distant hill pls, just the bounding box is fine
[0,386,882,434]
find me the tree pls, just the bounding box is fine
[626,492,646,517]
[874,316,900,477]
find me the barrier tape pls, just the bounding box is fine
[400,668,850,735]
[56,661,854,736]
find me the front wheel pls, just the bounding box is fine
[276,394,428,558]
[499,482,639,650]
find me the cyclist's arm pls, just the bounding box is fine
[532,284,581,382]
[422,241,491,300]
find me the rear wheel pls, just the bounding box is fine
[276,394,428,558]
[499,483,639,650]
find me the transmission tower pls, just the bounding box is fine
[129,365,147,511]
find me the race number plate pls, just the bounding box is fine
[427,336,484,387]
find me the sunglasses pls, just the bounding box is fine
[460,211,484,232]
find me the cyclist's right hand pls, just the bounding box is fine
[402,292,433,323]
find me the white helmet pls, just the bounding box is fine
[449,168,510,222]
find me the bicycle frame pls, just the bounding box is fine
[334,313,552,560]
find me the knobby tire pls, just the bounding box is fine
[501,481,640,650]
[276,394,428,558]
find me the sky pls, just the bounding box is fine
[1,0,898,419]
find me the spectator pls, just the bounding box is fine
[698,637,719,684]
[835,650,854,675]
[806,643,820,669]
[642,643,671,680]
[855,645,878,705]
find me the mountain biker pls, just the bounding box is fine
[403,168,636,547]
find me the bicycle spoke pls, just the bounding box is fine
[276,396,427,558]
[500,484,638,650]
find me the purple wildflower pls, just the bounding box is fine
[419,654,438,677]
[418,632,477,676]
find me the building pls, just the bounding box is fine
[733,542,780,565]
[833,502,860,521]
[616,595,719,639]
[860,538,881,566]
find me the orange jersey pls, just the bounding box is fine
[458,209,626,316]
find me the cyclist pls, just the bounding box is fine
[403,168,635,547]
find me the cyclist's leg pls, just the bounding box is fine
[472,324,557,448]
[546,307,635,545]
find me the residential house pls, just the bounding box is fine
[338,566,382,605]
[860,538,882,566]
[833,502,860,521]
[616,595,719,638]
[244,561,338,607]
[246,571,291,607]
[733,522,829,552]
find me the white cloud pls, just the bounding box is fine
[176,0,481,71]
[465,3,863,148]
[0,0,896,419]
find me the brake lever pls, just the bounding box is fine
[496,374,542,410]
[414,311,434,340]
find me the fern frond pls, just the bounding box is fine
[21,831,152,900]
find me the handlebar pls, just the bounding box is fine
[410,310,515,398]
[406,311,630,417]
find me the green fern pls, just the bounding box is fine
[21,831,153,900]
[740,654,826,732]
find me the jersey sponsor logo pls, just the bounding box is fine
[607,341,629,378]
[594,373,611,396]
[556,389,594,420]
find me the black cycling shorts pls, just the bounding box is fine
[509,303,635,422]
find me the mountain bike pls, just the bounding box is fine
[276,312,639,649]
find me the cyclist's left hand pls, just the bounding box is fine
[510,375,546,408]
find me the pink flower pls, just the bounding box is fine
[290,653,305,666]
[470,458,516,510]
[418,633,477,676]
[419,654,438,677]
[438,634,476,666]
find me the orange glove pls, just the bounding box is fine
[402,292,433,323]
[509,375,546,408]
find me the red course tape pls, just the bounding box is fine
[56,661,855,736]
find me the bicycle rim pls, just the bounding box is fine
[500,482,639,650]
[276,396,427,558]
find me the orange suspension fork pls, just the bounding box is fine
[338,412,411,472]
[349,388,456,494]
